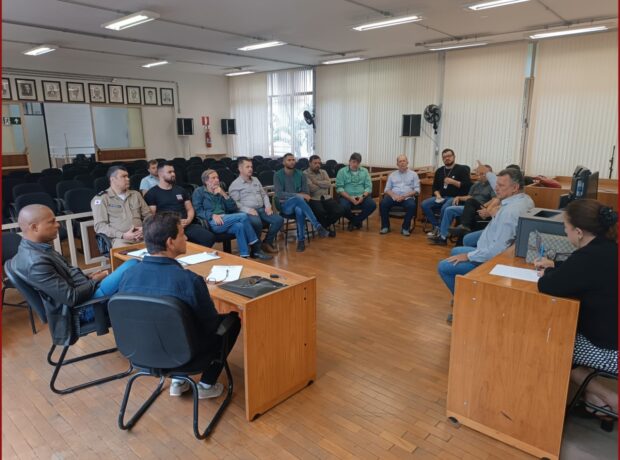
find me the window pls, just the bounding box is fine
[268,69,314,158]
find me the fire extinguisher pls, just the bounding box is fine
[202,116,212,148]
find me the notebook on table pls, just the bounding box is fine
[218,276,287,299]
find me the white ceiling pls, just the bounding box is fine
[2,0,617,78]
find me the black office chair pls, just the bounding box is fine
[215,168,236,188]
[12,182,46,201]
[1,232,37,334]
[258,170,274,187]
[12,192,61,221]
[93,176,109,194]
[75,173,95,188]
[108,294,238,439]
[38,175,63,198]
[56,180,85,208]
[129,173,147,191]
[187,168,205,187]
[4,261,132,394]
[41,168,63,177]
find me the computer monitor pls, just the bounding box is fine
[559,166,599,208]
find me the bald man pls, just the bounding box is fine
[379,155,420,236]
[10,205,137,339]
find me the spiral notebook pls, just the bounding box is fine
[218,276,287,299]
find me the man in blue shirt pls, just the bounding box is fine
[139,160,160,195]
[379,155,420,236]
[118,212,241,399]
[437,168,534,299]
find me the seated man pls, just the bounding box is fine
[430,163,495,245]
[193,169,271,260]
[379,155,420,236]
[139,159,160,195]
[422,148,471,237]
[336,152,377,231]
[274,153,329,252]
[229,157,283,253]
[304,154,344,237]
[92,166,152,248]
[118,212,241,399]
[11,204,138,333]
[144,162,215,248]
[437,168,534,302]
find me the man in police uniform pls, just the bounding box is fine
[91,166,152,248]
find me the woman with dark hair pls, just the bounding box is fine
[535,199,618,416]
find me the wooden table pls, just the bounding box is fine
[110,242,317,421]
[447,248,579,460]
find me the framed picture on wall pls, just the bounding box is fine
[143,87,158,105]
[160,88,174,106]
[108,84,124,104]
[2,78,12,100]
[42,80,62,102]
[89,83,106,103]
[66,82,85,102]
[126,86,141,104]
[16,79,37,101]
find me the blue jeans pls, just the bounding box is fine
[281,196,322,242]
[439,205,464,238]
[247,208,284,245]
[464,230,483,247]
[379,195,417,229]
[437,246,480,295]
[209,213,259,257]
[421,196,454,228]
[339,196,377,225]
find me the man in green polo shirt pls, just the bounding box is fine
[336,152,376,231]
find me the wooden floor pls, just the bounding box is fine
[3,211,540,459]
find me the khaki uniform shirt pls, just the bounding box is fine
[91,188,151,247]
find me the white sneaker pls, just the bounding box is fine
[169,380,190,396]
[426,228,438,238]
[197,382,224,400]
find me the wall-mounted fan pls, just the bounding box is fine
[423,104,441,134]
[303,110,316,131]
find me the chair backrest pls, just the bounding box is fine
[12,183,45,200]
[108,294,198,369]
[258,170,274,187]
[215,168,236,187]
[64,188,96,213]
[295,158,309,170]
[129,173,147,191]
[37,175,63,198]
[15,192,57,215]
[4,260,47,323]
[75,174,95,188]
[93,176,109,194]
[56,180,85,199]
[325,159,338,168]
[41,168,63,177]
[24,172,43,183]
[3,177,26,203]
[2,232,22,264]
[187,168,204,187]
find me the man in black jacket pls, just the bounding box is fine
[421,148,471,237]
[10,204,137,344]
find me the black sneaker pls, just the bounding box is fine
[250,248,273,260]
[328,230,336,237]
[317,225,329,238]
[448,225,471,237]
[296,241,306,252]
[429,235,447,246]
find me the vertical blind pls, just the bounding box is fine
[229,72,269,157]
[526,31,618,178]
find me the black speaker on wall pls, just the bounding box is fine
[402,114,421,137]
[176,118,194,136]
[221,119,237,135]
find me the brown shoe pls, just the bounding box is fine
[262,242,278,254]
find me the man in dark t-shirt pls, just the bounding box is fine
[144,162,215,247]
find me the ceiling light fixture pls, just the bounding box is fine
[322,57,365,65]
[468,0,530,11]
[141,60,169,68]
[102,10,160,31]
[428,42,488,51]
[225,71,255,76]
[353,15,422,31]
[238,41,286,51]
[23,44,57,56]
[530,25,608,39]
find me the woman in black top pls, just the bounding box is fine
[535,199,618,414]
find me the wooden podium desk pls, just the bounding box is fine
[447,248,579,460]
[110,242,316,421]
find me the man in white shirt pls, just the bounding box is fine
[379,155,420,236]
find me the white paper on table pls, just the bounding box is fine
[207,265,243,282]
[127,248,149,258]
[177,252,221,265]
[489,264,539,283]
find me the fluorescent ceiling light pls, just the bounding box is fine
[322,57,365,65]
[468,0,529,11]
[141,60,169,68]
[238,41,286,51]
[530,26,608,39]
[225,71,255,76]
[353,15,422,31]
[23,44,57,56]
[102,10,159,31]
[428,42,488,51]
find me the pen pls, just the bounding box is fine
[539,243,545,259]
